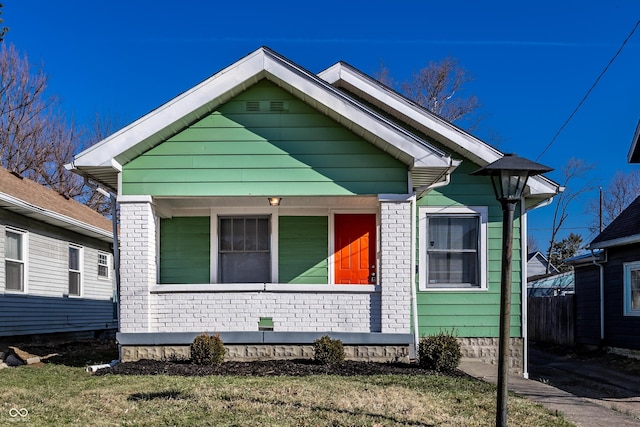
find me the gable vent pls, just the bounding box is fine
[270,101,287,112]
[245,101,260,112]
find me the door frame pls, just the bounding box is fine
[328,210,379,285]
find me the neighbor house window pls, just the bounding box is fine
[218,216,270,283]
[69,245,82,296]
[419,206,488,290]
[623,261,640,316]
[5,229,26,291]
[98,252,110,279]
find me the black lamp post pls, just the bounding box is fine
[471,154,552,427]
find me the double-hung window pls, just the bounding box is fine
[69,245,82,296]
[98,252,110,279]
[623,261,640,316]
[5,229,25,291]
[419,206,488,290]
[218,216,270,283]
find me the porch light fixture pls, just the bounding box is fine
[267,197,282,206]
[471,153,552,427]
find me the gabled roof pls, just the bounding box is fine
[0,168,112,242]
[627,120,640,163]
[318,62,561,199]
[67,47,462,192]
[589,194,640,249]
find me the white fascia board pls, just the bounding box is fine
[0,192,112,242]
[319,62,561,198]
[590,235,640,249]
[73,47,450,171]
[319,63,501,162]
[264,54,450,168]
[72,49,267,168]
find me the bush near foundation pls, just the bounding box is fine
[313,335,345,365]
[418,330,461,373]
[190,333,226,365]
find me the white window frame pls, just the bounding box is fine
[68,245,83,297]
[418,206,488,291]
[97,251,111,279]
[5,228,28,292]
[623,261,640,316]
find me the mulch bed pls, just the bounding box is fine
[95,358,456,377]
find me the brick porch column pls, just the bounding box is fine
[378,197,412,333]
[118,195,157,333]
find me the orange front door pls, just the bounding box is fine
[334,214,376,284]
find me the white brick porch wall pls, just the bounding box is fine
[119,197,157,333]
[379,200,412,333]
[118,197,412,335]
[149,291,380,332]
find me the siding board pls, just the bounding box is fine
[122,81,407,196]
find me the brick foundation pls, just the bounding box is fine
[120,344,411,363]
[458,337,523,373]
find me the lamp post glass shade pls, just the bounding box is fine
[471,154,553,203]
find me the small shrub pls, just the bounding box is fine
[190,333,226,365]
[418,330,461,373]
[313,335,345,365]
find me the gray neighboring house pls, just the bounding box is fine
[568,121,640,351]
[0,167,117,339]
[527,251,559,280]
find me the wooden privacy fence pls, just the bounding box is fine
[528,295,575,346]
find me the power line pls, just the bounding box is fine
[536,18,640,161]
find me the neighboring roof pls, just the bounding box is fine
[0,168,112,242]
[526,251,559,277]
[589,194,640,249]
[565,249,605,266]
[67,47,462,192]
[627,119,640,163]
[318,61,561,200]
[527,271,574,297]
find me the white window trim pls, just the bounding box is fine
[623,261,640,317]
[97,251,111,280]
[68,244,83,297]
[418,206,488,291]
[4,227,28,293]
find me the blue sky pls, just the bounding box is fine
[5,1,640,250]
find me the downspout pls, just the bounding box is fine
[591,249,605,341]
[410,194,419,356]
[520,198,529,379]
[410,168,453,358]
[84,177,120,330]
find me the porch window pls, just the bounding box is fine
[69,245,82,296]
[419,206,488,290]
[623,261,640,316]
[5,230,25,291]
[219,216,270,283]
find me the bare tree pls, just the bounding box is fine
[0,3,8,42]
[586,170,640,233]
[400,57,480,124]
[0,43,85,197]
[546,158,595,273]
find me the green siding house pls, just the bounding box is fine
[68,47,560,372]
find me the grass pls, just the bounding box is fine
[0,364,574,426]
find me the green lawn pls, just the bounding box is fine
[0,364,574,426]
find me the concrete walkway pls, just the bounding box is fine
[459,349,640,427]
